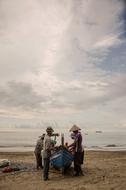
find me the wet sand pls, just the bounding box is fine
[0,151,126,190]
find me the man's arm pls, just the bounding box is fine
[51,133,59,137]
[68,135,78,149]
[68,141,75,148]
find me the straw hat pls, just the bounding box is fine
[69,124,81,132]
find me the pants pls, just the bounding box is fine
[81,151,84,164]
[74,152,83,175]
[35,152,42,169]
[43,158,50,180]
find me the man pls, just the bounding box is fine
[34,134,45,170]
[69,124,83,176]
[42,127,58,181]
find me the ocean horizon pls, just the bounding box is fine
[0,128,126,152]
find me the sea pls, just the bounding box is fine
[0,128,126,152]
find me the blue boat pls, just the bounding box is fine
[50,148,74,173]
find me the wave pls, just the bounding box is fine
[0,145,35,148]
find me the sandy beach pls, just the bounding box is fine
[0,151,126,190]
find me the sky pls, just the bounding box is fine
[0,0,126,131]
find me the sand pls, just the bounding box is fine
[0,151,126,190]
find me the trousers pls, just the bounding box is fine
[35,152,42,169]
[43,158,50,180]
[74,152,83,175]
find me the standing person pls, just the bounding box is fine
[68,124,83,176]
[42,126,55,181]
[34,134,45,170]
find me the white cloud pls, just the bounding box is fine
[0,0,125,129]
[93,34,122,49]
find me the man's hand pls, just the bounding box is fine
[52,133,60,137]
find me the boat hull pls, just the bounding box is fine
[50,149,74,169]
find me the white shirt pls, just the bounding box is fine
[42,134,52,158]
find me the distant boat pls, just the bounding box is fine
[85,133,88,135]
[96,130,102,133]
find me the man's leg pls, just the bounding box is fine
[41,155,43,169]
[81,151,84,165]
[38,154,42,169]
[78,164,83,175]
[74,153,79,176]
[35,152,39,169]
[74,152,83,176]
[43,158,50,180]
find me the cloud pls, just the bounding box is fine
[0,81,47,110]
[93,34,122,49]
[46,74,126,112]
[0,0,126,129]
[1,73,126,118]
[50,0,124,80]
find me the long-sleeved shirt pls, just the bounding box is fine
[75,132,82,152]
[34,138,44,154]
[42,135,52,158]
[69,132,83,152]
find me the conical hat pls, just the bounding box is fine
[69,124,81,132]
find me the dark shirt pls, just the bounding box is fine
[74,132,82,152]
[34,139,43,154]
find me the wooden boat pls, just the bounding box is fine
[50,148,74,173]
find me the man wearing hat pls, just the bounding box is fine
[42,126,58,181]
[69,124,83,176]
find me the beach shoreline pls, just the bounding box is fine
[0,150,126,190]
[0,146,126,152]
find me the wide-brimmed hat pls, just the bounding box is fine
[69,124,81,132]
[46,126,54,132]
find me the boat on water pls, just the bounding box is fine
[85,133,88,135]
[96,130,102,133]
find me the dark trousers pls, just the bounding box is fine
[43,158,50,180]
[35,152,42,169]
[81,151,84,164]
[74,152,83,175]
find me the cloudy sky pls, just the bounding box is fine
[0,0,126,131]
